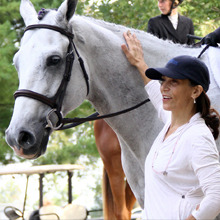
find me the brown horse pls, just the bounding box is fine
[94,119,136,220]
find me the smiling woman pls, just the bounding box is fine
[122,31,220,219]
[159,77,201,117]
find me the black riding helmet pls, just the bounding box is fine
[161,0,184,16]
[172,0,184,9]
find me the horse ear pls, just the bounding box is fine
[57,0,78,22]
[20,0,38,26]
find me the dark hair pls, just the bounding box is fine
[195,91,220,140]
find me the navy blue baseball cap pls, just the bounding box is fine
[145,55,210,92]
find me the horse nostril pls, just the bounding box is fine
[18,131,36,149]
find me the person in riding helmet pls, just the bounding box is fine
[147,0,194,45]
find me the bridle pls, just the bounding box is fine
[14,24,150,130]
[14,24,90,130]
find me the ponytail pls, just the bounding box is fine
[196,92,220,140]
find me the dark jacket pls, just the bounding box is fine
[147,14,194,45]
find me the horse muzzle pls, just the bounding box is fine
[5,126,51,159]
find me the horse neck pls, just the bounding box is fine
[71,17,146,110]
[70,16,204,129]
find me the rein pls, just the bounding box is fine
[59,98,150,130]
[14,24,150,130]
[187,34,211,58]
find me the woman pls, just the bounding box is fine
[147,0,194,45]
[121,31,220,219]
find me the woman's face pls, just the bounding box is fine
[160,76,195,112]
[158,0,172,15]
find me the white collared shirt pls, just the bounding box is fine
[168,13,178,30]
[142,81,220,219]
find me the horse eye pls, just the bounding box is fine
[47,55,61,66]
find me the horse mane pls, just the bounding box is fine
[72,15,198,52]
[71,15,202,71]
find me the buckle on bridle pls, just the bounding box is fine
[46,109,63,130]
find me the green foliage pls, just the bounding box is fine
[91,177,103,210]
[0,132,14,165]
[0,21,18,130]
[0,176,22,203]
[90,0,159,30]
[0,1,21,158]
[180,0,220,36]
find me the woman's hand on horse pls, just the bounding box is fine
[121,31,151,85]
[121,31,144,66]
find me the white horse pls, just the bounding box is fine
[5,0,220,209]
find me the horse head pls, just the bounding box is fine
[5,0,87,159]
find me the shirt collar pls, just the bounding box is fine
[188,112,202,124]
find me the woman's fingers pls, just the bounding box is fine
[121,43,129,57]
[121,31,150,84]
[122,30,144,67]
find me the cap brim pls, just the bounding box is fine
[145,67,187,80]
